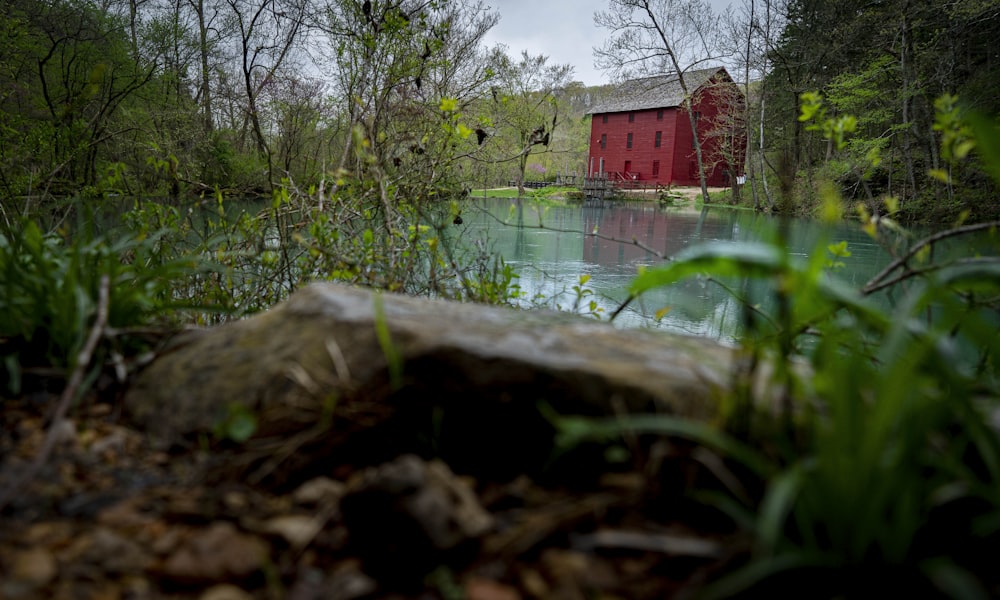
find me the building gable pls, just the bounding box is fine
[586,67,729,116]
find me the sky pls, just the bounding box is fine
[480,0,733,88]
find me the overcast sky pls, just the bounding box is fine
[480,0,733,87]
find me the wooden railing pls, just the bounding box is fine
[583,176,669,199]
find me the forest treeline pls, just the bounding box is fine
[747,0,1000,222]
[1,0,998,223]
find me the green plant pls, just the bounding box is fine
[124,180,526,319]
[553,229,1000,596]
[549,94,1000,597]
[0,206,212,395]
[213,402,259,444]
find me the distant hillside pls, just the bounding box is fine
[556,82,614,118]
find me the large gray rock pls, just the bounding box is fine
[125,283,749,479]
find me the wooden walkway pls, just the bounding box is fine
[582,176,668,199]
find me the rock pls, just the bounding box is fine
[292,476,345,505]
[161,521,269,584]
[198,584,255,600]
[287,562,376,600]
[49,418,77,447]
[125,284,742,475]
[6,548,57,589]
[260,514,325,550]
[465,576,523,600]
[60,527,151,574]
[340,454,493,578]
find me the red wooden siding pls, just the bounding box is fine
[587,72,743,188]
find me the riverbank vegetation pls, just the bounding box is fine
[1,0,1000,597]
[3,0,997,225]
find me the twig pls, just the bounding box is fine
[863,220,1000,295]
[864,256,1000,296]
[0,274,111,512]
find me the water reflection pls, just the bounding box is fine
[461,197,897,342]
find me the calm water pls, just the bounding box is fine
[456,197,902,342]
[86,195,991,342]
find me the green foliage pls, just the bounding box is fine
[799,92,857,153]
[0,205,210,394]
[552,96,1000,596]
[560,225,1000,594]
[473,187,569,200]
[119,181,524,323]
[569,274,603,318]
[213,403,259,444]
[372,293,403,391]
[0,0,154,195]
[763,0,1000,220]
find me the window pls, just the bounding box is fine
[628,113,635,123]
[654,131,662,148]
[652,160,660,177]
[600,134,606,149]
[602,114,608,123]
[657,110,664,121]
[626,133,633,149]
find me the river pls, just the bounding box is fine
[90,194,988,343]
[456,197,908,343]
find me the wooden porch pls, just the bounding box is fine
[582,176,671,199]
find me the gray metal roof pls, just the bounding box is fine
[587,67,727,115]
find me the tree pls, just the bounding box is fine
[701,76,749,202]
[318,0,502,219]
[223,0,309,187]
[720,0,787,210]
[269,76,327,178]
[595,0,725,202]
[487,50,573,196]
[187,0,220,134]
[763,0,1000,219]
[0,0,156,195]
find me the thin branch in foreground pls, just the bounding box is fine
[0,274,111,512]
[863,220,1000,295]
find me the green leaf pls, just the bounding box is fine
[226,410,257,443]
[929,168,951,183]
[798,92,824,122]
[214,403,258,443]
[629,242,786,296]
[826,241,851,258]
[757,465,804,555]
[922,559,991,600]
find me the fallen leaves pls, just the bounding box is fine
[160,522,270,584]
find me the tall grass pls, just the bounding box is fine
[0,209,210,395]
[549,95,1000,597]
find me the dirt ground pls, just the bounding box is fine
[0,386,743,600]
